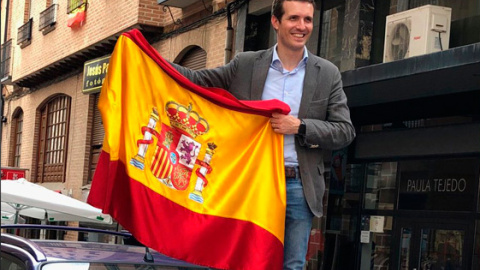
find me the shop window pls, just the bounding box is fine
[364,162,397,210]
[420,229,464,269]
[323,162,364,270]
[327,152,363,232]
[35,95,71,183]
[9,109,23,167]
[360,215,393,270]
[473,220,480,269]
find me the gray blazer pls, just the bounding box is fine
[171,47,355,217]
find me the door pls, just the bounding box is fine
[394,218,472,270]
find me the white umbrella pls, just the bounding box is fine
[1,178,112,224]
[1,211,25,224]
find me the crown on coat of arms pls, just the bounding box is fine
[165,101,209,138]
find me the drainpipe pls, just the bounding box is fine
[1,0,11,150]
[224,1,235,64]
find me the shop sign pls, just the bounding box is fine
[1,167,28,180]
[398,158,478,211]
[82,55,110,94]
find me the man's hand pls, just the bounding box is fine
[270,112,302,134]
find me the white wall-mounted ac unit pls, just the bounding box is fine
[383,5,452,63]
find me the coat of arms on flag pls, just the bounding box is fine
[130,102,215,203]
[87,29,290,270]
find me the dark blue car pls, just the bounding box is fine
[1,225,210,270]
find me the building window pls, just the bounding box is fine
[176,46,207,70]
[10,109,23,167]
[39,4,58,31]
[364,162,397,210]
[319,1,345,68]
[17,18,33,47]
[1,40,12,80]
[360,215,393,270]
[17,0,32,47]
[67,0,86,14]
[36,95,71,183]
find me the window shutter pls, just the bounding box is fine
[92,93,104,145]
[89,93,105,183]
[178,46,207,70]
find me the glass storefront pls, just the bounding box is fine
[364,162,397,210]
[419,229,464,270]
[323,157,479,270]
[474,220,480,269]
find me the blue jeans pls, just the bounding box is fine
[284,177,314,270]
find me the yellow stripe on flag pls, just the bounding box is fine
[90,29,289,270]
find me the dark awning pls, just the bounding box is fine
[343,42,480,107]
[342,42,480,125]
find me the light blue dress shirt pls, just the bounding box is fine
[261,45,308,166]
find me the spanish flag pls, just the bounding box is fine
[88,29,290,270]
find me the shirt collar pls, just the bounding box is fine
[271,44,309,70]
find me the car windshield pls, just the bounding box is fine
[41,262,201,270]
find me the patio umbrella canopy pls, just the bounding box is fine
[1,178,112,224]
[1,211,24,224]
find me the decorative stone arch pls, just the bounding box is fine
[32,94,72,183]
[174,45,207,70]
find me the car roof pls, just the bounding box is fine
[1,225,209,269]
[31,239,203,267]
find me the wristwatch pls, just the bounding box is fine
[298,119,306,136]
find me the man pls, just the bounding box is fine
[171,0,355,268]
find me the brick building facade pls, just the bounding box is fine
[1,0,230,189]
[2,0,480,269]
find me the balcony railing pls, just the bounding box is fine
[1,39,12,82]
[17,18,33,46]
[67,0,87,14]
[39,4,58,31]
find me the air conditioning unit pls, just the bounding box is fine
[383,5,452,63]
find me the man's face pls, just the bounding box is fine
[271,1,314,53]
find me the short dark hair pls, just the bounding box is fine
[271,0,316,21]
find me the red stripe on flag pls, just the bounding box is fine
[88,151,284,270]
[151,146,162,177]
[122,29,290,118]
[157,149,170,178]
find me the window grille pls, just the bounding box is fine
[17,18,33,45]
[0,40,12,79]
[39,4,58,30]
